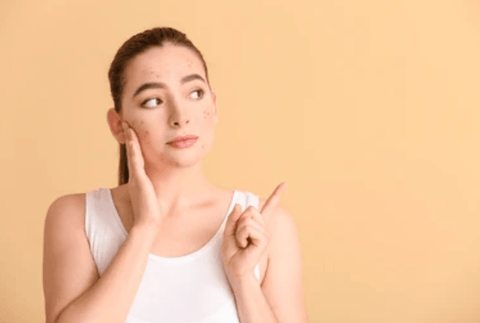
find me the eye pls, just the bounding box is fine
[190,89,204,100]
[142,97,163,108]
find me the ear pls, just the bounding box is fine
[211,90,219,125]
[107,108,127,144]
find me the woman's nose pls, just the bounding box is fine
[168,100,191,127]
[172,119,190,126]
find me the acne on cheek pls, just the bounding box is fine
[203,109,211,120]
[132,120,149,144]
[142,129,150,145]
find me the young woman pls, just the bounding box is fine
[43,27,307,323]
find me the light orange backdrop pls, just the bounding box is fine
[1,0,480,322]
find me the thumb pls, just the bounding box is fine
[224,204,243,237]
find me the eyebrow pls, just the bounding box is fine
[132,73,206,98]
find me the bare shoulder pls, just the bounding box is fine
[45,192,86,228]
[257,195,296,258]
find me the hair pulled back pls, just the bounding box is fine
[108,27,210,185]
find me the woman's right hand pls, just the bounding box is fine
[122,121,164,230]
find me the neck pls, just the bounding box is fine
[137,159,216,216]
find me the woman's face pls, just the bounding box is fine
[111,43,218,169]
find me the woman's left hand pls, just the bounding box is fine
[221,182,288,285]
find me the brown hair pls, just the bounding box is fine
[108,27,210,186]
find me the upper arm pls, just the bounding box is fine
[260,200,309,323]
[42,194,99,323]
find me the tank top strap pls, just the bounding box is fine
[85,187,127,276]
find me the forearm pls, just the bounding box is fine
[230,274,278,323]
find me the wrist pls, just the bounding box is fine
[227,272,258,290]
[130,222,159,239]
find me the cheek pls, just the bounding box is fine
[143,130,150,143]
[133,120,151,145]
[202,108,214,121]
[141,128,159,149]
[198,110,215,151]
[137,121,147,139]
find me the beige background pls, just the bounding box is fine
[1,0,480,322]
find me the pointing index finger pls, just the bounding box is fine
[260,182,288,219]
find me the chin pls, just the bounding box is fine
[161,145,211,168]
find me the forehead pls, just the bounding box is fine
[123,44,205,90]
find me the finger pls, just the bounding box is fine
[239,205,265,225]
[122,122,135,178]
[237,207,265,228]
[236,223,269,249]
[235,215,266,241]
[260,182,288,219]
[224,204,243,237]
[122,121,144,178]
[250,207,265,226]
[129,125,145,171]
[126,122,141,150]
[235,208,268,248]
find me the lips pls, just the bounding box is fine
[167,135,198,144]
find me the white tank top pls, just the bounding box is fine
[85,187,261,323]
